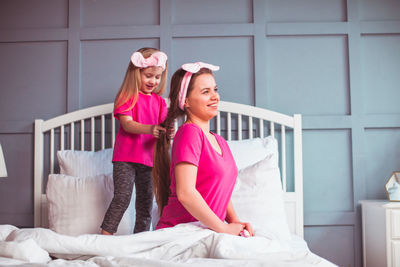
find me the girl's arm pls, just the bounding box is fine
[225,199,254,236]
[175,162,244,235]
[119,115,165,137]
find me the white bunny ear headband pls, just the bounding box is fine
[131,51,168,70]
[178,62,220,110]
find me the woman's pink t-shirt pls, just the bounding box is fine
[112,93,167,167]
[156,123,238,229]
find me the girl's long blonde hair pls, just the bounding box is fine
[153,68,213,216]
[114,47,168,111]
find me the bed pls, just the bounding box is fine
[0,101,337,267]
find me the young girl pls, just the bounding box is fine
[153,62,254,236]
[101,47,171,235]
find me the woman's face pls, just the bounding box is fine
[185,73,219,121]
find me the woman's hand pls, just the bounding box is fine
[227,221,254,237]
[219,222,244,236]
[224,200,254,237]
[240,222,254,237]
[151,125,166,138]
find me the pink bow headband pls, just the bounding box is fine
[131,51,168,70]
[178,62,220,110]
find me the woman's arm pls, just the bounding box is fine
[225,199,240,223]
[225,199,254,236]
[175,162,244,235]
[119,115,165,137]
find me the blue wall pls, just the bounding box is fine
[1,1,400,266]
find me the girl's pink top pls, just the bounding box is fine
[156,123,238,229]
[112,93,167,167]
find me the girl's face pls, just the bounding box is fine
[139,66,163,95]
[185,73,219,121]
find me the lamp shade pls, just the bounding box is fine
[0,144,7,177]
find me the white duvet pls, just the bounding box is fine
[0,223,337,267]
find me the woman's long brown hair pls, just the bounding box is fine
[153,68,213,216]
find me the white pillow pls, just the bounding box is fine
[46,173,135,236]
[231,152,291,240]
[57,148,113,177]
[227,136,277,170]
[0,225,18,241]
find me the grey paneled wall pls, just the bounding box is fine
[1,1,400,266]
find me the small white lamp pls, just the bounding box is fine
[0,144,7,178]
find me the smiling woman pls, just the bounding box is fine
[153,63,254,237]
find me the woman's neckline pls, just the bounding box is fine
[183,123,223,157]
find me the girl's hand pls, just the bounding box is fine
[151,125,166,138]
[167,125,176,140]
[219,222,244,236]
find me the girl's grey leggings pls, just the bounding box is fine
[101,161,153,234]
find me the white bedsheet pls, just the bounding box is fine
[0,223,337,267]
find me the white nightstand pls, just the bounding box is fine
[360,200,400,267]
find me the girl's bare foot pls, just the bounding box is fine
[101,229,113,235]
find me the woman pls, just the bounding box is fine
[153,62,253,236]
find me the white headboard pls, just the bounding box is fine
[34,101,303,237]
